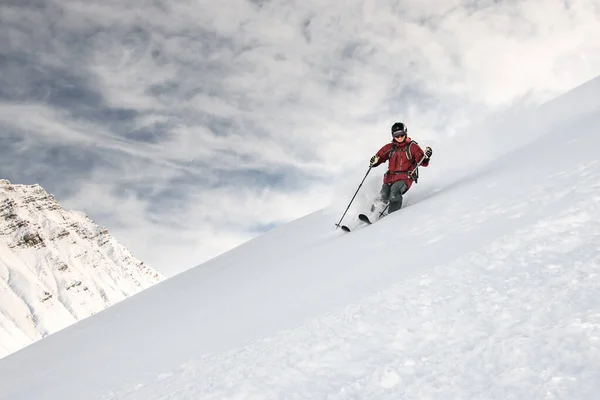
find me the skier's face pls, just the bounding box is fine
[393,134,406,143]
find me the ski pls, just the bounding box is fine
[339,213,373,233]
[358,213,372,225]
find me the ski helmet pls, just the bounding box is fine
[391,122,407,137]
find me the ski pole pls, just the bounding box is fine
[379,203,389,218]
[335,166,372,229]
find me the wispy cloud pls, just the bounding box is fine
[1,0,599,275]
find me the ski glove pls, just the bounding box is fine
[369,155,379,167]
[424,146,433,159]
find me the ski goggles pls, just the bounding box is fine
[392,130,407,138]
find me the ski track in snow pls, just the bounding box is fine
[107,176,600,399]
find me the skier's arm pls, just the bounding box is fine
[370,144,392,167]
[413,144,432,167]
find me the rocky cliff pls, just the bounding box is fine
[0,179,163,358]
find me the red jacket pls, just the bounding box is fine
[373,138,430,187]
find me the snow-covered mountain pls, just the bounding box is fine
[0,180,163,358]
[0,75,599,400]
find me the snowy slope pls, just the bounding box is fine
[0,76,599,400]
[0,181,163,358]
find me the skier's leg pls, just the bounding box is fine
[388,181,408,213]
[370,184,391,215]
[379,183,391,203]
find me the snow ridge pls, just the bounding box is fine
[0,179,163,358]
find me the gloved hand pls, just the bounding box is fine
[424,146,433,159]
[369,155,379,167]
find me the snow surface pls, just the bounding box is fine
[0,181,162,359]
[0,76,599,400]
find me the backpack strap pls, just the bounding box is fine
[380,144,397,162]
[406,141,419,183]
[405,141,416,165]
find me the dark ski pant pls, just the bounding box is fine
[380,180,408,214]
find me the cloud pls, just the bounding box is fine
[1,0,599,275]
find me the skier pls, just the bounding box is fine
[368,122,433,216]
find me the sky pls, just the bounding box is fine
[1,0,600,276]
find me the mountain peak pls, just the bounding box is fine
[0,180,163,358]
